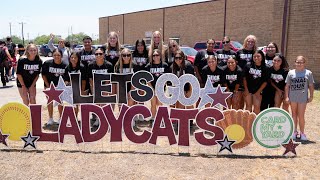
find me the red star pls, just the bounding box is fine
[0,130,9,146]
[282,139,300,155]
[43,83,64,105]
[208,85,232,108]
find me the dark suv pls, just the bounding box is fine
[194,41,243,52]
[39,44,57,57]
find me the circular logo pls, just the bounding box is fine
[0,103,31,141]
[252,108,293,148]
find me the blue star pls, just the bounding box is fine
[21,132,40,149]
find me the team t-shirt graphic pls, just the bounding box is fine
[92,69,109,74]
[240,54,253,65]
[208,75,220,84]
[24,64,40,75]
[226,74,237,83]
[109,50,118,59]
[81,54,95,62]
[133,57,147,66]
[49,67,65,77]
[150,67,165,77]
[249,68,261,79]
[271,73,284,83]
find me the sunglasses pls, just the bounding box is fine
[153,54,160,57]
[175,56,183,60]
[222,41,230,44]
[95,53,103,56]
[122,54,131,57]
[170,45,177,48]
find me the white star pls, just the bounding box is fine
[21,132,40,149]
[216,135,236,153]
[54,76,74,106]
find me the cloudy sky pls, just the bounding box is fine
[0,0,208,40]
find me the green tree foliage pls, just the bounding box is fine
[1,35,23,44]
[34,35,52,45]
[66,32,89,45]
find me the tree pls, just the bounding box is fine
[66,32,89,45]
[1,35,23,44]
[34,35,51,45]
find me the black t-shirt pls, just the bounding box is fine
[105,47,119,67]
[236,49,254,69]
[87,60,114,79]
[145,62,170,88]
[77,49,96,68]
[265,55,275,68]
[170,60,194,91]
[216,49,236,67]
[42,59,67,87]
[16,58,43,88]
[270,68,288,91]
[132,52,148,72]
[115,63,133,74]
[222,65,244,92]
[201,65,224,87]
[63,63,87,83]
[244,64,269,94]
[164,51,175,67]
[194,49,217,75]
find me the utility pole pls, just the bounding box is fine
[9,22,12,37]
[19,22,26,45]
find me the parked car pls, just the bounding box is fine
[74,45,84,52]
[39,44,56,57]
[180,46,197,64]
[121,44,135,52]
[193,40,243,52]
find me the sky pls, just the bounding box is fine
[0,0,208,40]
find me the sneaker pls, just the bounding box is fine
[47,118,55,125]
[300,133,308,141]
[5,75,9,83]
[292,131,298,140]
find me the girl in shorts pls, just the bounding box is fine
[285,56,314,141]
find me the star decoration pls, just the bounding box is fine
[54,76,73,107]
[21,132,40,149]
[282,139,300,156]
[208,85,232,108]
[0,130,9,147]
[43,82,64,105]
[198,78,216,108]
[216,135,236,153]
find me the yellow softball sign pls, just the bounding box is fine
[0,103,31,141]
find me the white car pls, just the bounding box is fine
[74,45,84,52]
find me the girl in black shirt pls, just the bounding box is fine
[261,42,280,111]
[42,49,67,125]
[222,56,243,110]
[105,31,120,67]
[148,31,165,63]
[216,36,237,68]
[164,40,180,67]
[236,35,257,69]
[132,39,148,72]
[63,52,87,117]
[243,50,268,114]
[270,53,289,111]
[170,50,194,109]
[16,44,43,105]
[114,48,134,106]
[145,49,170,120]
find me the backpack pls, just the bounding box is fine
[6,42,16,57]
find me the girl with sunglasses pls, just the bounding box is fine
[87,48,114,127]
[269,53,289,111]
[243,50,268,114]
[145,49,170,122]
[171,50,194,109]
[216,36,237,68]
[165,40,180,67]
[42,49,67,126]
[285,56,314,141]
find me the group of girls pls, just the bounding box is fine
[16,31,314,140]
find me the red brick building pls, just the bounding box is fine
[99,0,319,86]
